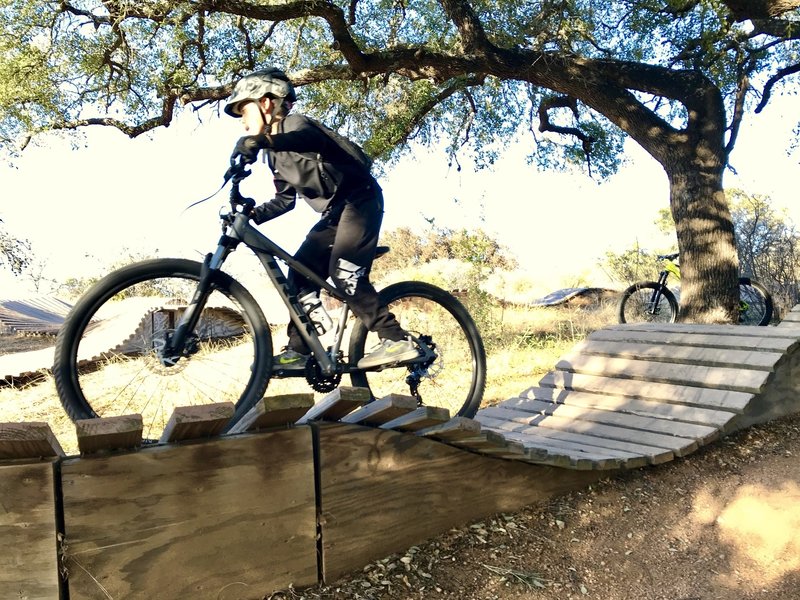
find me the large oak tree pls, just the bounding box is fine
[2,0,798,321]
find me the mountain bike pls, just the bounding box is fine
[617,253,773,326]
[52,165,486,439]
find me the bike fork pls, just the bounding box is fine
[647,287,663,314]
[165,253,215,359]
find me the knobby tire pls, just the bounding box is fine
[618,282,679,324]
[53,258,272,439]
[738,277,774,326]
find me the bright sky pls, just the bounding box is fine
[1,95,798,299]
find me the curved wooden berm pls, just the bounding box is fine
[2,305,800,599]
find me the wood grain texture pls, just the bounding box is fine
[61,428,317,600]
[159,402,235,443]
[296,386,370,424]
[0,461,60,599]
[0,421,64,459]
[75,415,143,455]
[227,393,314,433]
[316,422,601,583]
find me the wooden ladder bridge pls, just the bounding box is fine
[2,305,800,599]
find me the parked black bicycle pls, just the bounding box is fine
[53,165,486,439]
[617,253,773,326]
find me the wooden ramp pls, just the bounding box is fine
[474,311,800,471]
[3,306,800,599]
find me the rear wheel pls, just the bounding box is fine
[738,278,773,326]
[618,282,678,324]
[348,281,486,419]
[53,258,273,440]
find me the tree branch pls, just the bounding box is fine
[437,0,493,55]
[755,61,800,112]
[538,95,596,175]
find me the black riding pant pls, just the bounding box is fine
[286,184,405,352]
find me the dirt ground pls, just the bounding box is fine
[283,413,800,600]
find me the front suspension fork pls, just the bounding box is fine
[163,253,216,359]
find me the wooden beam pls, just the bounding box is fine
[159,402,235,443]
[316,422,602,584]
[61,428,317,599]
[340,394,418,426]
[75,415,143,455]
[296,386,370,424]
[0,461,60,599]
[227,393,314,434]
[0,421,64,459]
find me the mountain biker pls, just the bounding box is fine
[225,67,419,370]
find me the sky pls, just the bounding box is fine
[1,94,798,299]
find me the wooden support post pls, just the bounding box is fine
[0,422,63,600]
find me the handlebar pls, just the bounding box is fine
[657,253,679,261]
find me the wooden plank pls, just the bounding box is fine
[475,415,639,470]
[589,327,798,352]
[159,402,235,443]
[499,396,720,444]
[340,394,418,426]
[539,372,753,413]
[0,461,60,600]
[520,386,734,428]
[415,416,482,442]
[317,422,603,583]
[573,339,781,370]
[0,422,64,459]
[296,386,370,424]
[477,404,698,456]
[227,393,314,434]
[61,428,317,599]
[555,354,771,393]
[380,406,451,432]
[477,408,673,465]
[75,415,143,455]
[445,429,529,460]
[606,322,800,338]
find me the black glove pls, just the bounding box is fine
[230,133,269,165]
[251,202,274,225]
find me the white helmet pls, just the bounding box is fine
[224,68,297,117]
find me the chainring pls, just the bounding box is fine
[304,356,342,393]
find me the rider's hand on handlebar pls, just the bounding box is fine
[230,133,270,165]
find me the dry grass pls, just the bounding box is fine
[0,300,617,455]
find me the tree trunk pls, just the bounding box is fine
[667,166,740,323]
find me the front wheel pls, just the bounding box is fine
[53,258,273,440]
[618,282,679,324]
[738,278,773,326]
[348,281,486,419]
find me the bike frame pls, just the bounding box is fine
[169,210,350,377]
